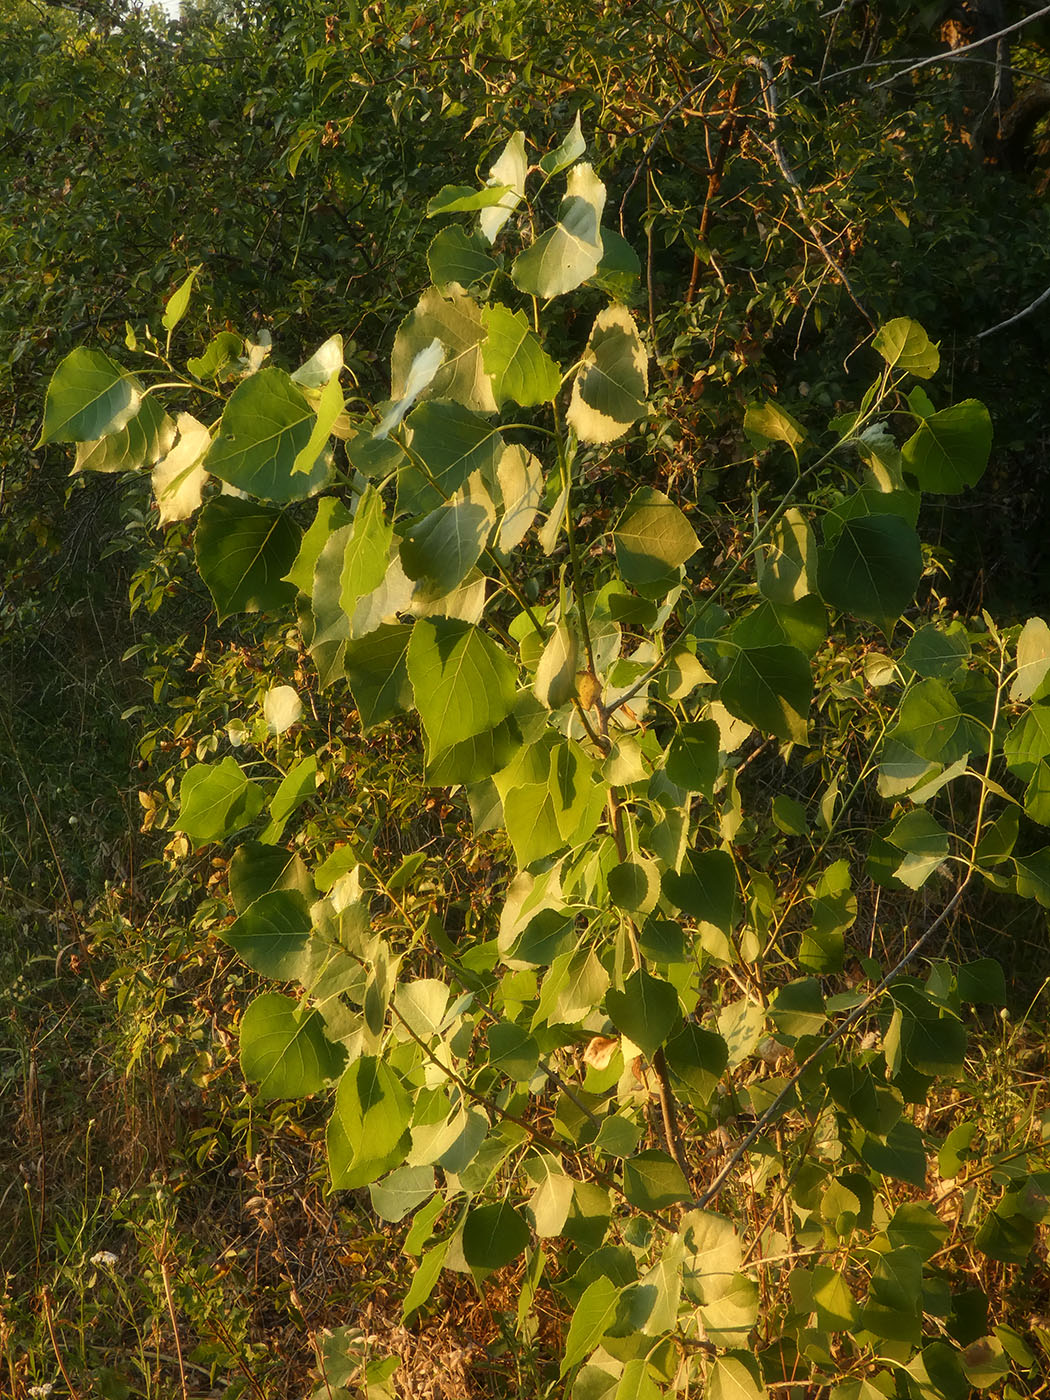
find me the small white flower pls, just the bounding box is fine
[29,1384,54,1398]
[90,1250,119,1268]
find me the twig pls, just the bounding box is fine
[746,57,874,329]
[975,281,1050,339]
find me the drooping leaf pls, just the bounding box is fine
[375,338,445,441]
[567,304,648,443]
[187,331,241,381]
[512,163,605,298]
[194,496,300,622]
[391,286,497,414]
[478,131,527,243]
[496,443,544,552]
[290,334,343,388]
[152,412,210,522]
[888,809,950,890]
[260,754,318,843]
[339,485,395,617]
[901,401,992,494]
[539,111,586,177]
[205,367,331,501]
[161,265,200,335]
[328,1056,412,1189]
[1011,617,1050,702]
[39,348,143,445]
[560,1277,621,1376]
[75,395,175,475]
[240,991,344,1100]
[292,371,343,475]
[757,508,816,603]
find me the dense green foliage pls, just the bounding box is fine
[6,2,1050,1398]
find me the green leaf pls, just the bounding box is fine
[512,163,605,298]
[369,1166,437,1224]
[400,399,504,516]
[344,623,413,729]
[623,1150,690,1210]
[560,1277,621,1376]
[613,487,699,594]
[176,757,264,845]
[39,348,142,445]
[606,970,679,1060]
[292,371,343,475]
[401,1239,449,1322]
[391,286,496,415]
[229,842,313,914]
[873,318,940,378]
[706,1355,767,1400]
[888,809,950,890]
[744,401,806,454]
[478,131,527,243]
[665,721,720,797]
[205,367,331,501]
[481,304,561,407]
[589,228,642,297]
[339,485,393,618]
[1004,704,1050,780]
[662,848,736,931]
[75,396,175,474]
[240,991,344,1100]
[818,514,922,631]
[426,183,514,215]
[664,1023,728,1104]
[567,304,648,443]
[902,623,970,678]
[427,226,497,290]
[719,644,812,745]
[161,265,200,334]
[902,401,992,493]
[260,755,318,843]
[1011,617,1050,702]
[534,620,580,710]
[220,889,312,979]
[772,795,808,836]
[539,110,586,177]
[757,508,817,603]
[400,480,495,603]
[195,496,300,623]
[187,331,241,381]
[407,618,517,757]
[328,1056,412,1189]
[607,859,661,918]
[462,1201,530,1270]
[1014,847,1050,906]
[890,678,979,763]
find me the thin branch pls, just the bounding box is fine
[976,281,1050,339]
[818,3,1050,87]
